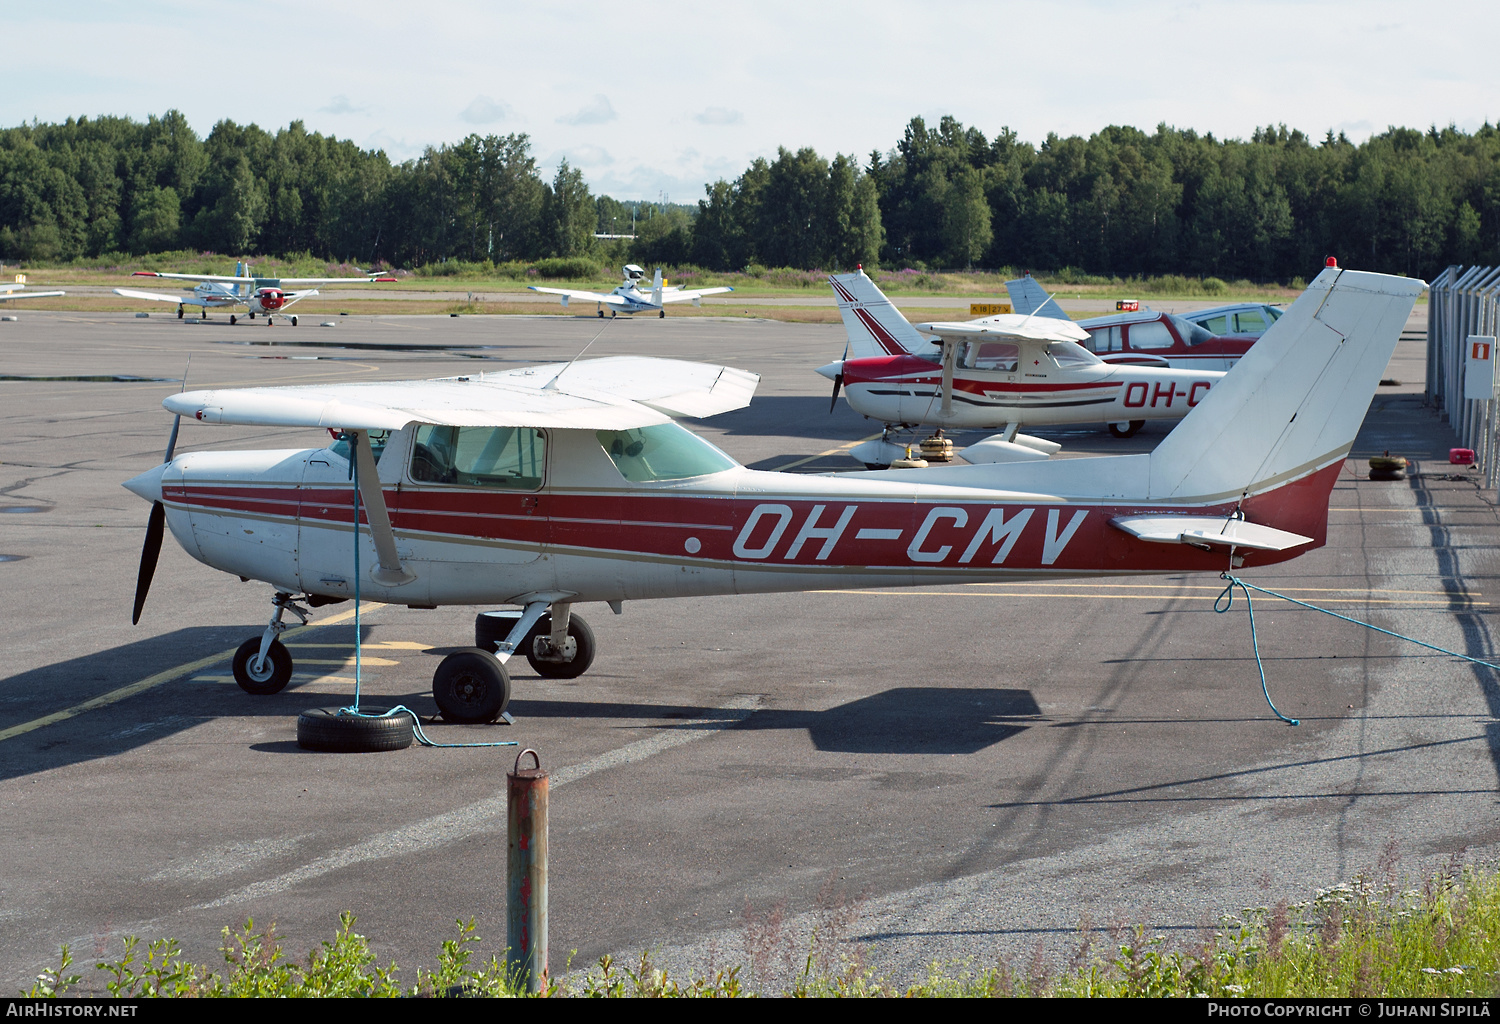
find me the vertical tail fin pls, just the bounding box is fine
[1004,276,1069,321]
[828,270,934,357]
[651,268,663,306]
[1148,266,1425,502]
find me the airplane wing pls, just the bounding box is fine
[528,286,627,306]
[131,271,252,284]
[0,289,65,302]
[659,287,734,304]
[162,356,760,431]
[1004,277,1070,321]
[914,314,1090,344]
[275,276,397,285]
[114,288,220,307]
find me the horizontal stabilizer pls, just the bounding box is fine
[1111,515,1313,551]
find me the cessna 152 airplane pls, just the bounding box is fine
[818,271,1227,467]
[0,282,66,303]
[122,262,1420,727]
[530,264,733,317]
[114,261,397,325]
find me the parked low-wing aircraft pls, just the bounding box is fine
[0,282,66,303]
[122,264,1421,727]
[530,264,733,318]
[819,271,1227,465]
[114,261,397,325]
[1005,275,1260,371]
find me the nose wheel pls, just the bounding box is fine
[231,592,307,694]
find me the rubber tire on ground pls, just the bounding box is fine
[229,315,237,325]
[1108,420,1145,438]
[232,637,293,695]
[432,648,511,723]
[474,612,597,679]
[291,315,297,326]
[297,707,414,752]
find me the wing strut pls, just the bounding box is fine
[349,430,416,586]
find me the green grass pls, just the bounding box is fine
[22,859,1500,998]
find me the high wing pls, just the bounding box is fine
[278,289,320,307]
[658,286,734,304]
[113,288,232,307]
[131,271,252,284]
[0,289,65,302]
[528,286,632,307]
[914,313,1090,344]
[271,276,396,285]
[162,355,760,431]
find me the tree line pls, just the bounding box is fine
[2,110,1497,281]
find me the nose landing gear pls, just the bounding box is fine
[232,592,309,694]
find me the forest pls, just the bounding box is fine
[1,109,1496,282]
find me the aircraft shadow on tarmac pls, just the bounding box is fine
[509,686,1043,755]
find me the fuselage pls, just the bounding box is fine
[834,352,1221,428]
[136,421,1332,609]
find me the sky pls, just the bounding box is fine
[7,1,1498,202]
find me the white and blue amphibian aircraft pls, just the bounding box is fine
[0,282,66,303]
[530,264,732,318]
[115,262,396,325]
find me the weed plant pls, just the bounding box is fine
[21,858,1500,998]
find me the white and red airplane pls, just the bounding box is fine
[530,264,733,318]
[818,271,1227,466]
[115,261,397,325]
[122,264,1421,729]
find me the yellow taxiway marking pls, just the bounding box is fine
[296,657,400,666]
[772,433,883,472]
[976,581,1478,598]
[812,590,1486,606]
[0,605,379,744]
[192,674,361,685]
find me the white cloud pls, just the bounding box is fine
[319,95,364,115]
[558,94,617,126]
[460,95,510,124]
[693,107,743,126]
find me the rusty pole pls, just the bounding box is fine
[507,748,548,993]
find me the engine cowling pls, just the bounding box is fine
[257,288,285,311]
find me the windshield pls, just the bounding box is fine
[1169,314,1215,346]
[596,423,738,482]
[329,430,390,464]
[1047,341,1102,367]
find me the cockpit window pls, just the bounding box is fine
[1169,314,1215,346]
[410,425,545,490]
[961,341,1019,371]
[1047,341,1102,367]
[329,430,390,465]
[596,423,738,482]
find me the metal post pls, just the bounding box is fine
[507,748,548,993]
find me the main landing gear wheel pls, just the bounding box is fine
[1108,420,1145,438]
[297,707,414,752]
[232,637,293,694]
[658,310,665,318]
[432,649,511,723]
[176,306,184,319]
[230,315,237,325]
[597,310,605,318]
[290,315,298,326]
[474,612,597,679]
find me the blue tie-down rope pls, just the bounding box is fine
[1214,572,1500,727]
[335,432,517,749]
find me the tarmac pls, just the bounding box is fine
[1,305,1496,991]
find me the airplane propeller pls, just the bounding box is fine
[828,370,843,413]
[131,415,180,625]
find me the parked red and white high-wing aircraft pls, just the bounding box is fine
[818,271,1227,466]
[115,261,397,325]
[530,264,733,318]
[123,265,1421,724]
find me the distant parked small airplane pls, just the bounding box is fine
[115,261,396,325]
[530,264,732,318]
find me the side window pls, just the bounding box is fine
[410,425,545,490]
[1233,310,1267,333]
[1085,326,1123,352]
[1127,320,1175,350]
[1197,314,1228,334]
[962,341,1018,371]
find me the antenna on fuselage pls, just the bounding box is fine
[542,320,612,391]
